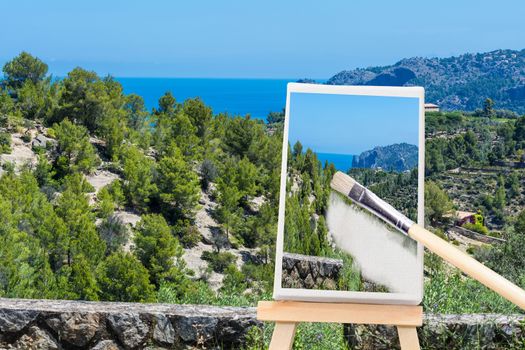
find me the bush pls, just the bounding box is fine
[98,215,128,254]
[463,222,489,235]
[21,133,32,143]
[466,245,477,255]
[179,225,201,248]
[0,132,11,153]
[488,231,502,238]
[202,251,236,273]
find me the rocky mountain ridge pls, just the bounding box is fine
[327,49,525,113]
[352,142,418,172]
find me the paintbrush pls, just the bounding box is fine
[331,171,525,310]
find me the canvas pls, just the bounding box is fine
[273,83,425,305]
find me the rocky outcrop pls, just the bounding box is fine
[352,143,418,172]
[0,298,260,349]
[281,253,343,290]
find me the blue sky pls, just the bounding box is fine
[1,0,524,78]
[288,93,419,154]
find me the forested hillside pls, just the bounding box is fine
[0,52,281,304]
[2,52,525,346]
[327,49,525,113]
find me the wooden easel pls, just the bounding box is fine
[257,301,422,350]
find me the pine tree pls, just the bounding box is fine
[157,143,200,219]
[134,214,186,286]
[97,251,155,302]
[120,144,158,211]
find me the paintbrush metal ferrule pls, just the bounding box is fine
[347,182,414,235]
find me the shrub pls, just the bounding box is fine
[0,132,11,153]
[488,231,502,238]
[21,133,32,143]
[179,225,201,248]
[98,215,128,254]
[202,251,236,273]
[463,222,489,235]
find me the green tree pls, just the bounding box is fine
[494,186,506,210]
[515,210,525,235]
[514,116,525,144]
[182,97,212,140]
[124,94,151,148]
[55,174,105,266]
[120,145,157,210]
[425,181,453,226]
[68,255,99,300]
[97,186,115,218]
[0,171,67,271]
[0,89,22,129]
[100,111,126,161]
[157,143,200,219]
[236,157,259,200]
[134,214,186,286]
[16,79,54,120]
[2,52,48,89]
[54,69,125,132]
[482,98,495,118]
[170,112,202,160]
[124,94,149,131]
[267,109,285,125]
[0,228,59,299]
[97,251,155,302]
[53,119,99,175]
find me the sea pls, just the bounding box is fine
[117,77,294,120]
[316,152,354,172]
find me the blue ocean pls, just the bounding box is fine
[117,78,295,120]
[316,152,354,172]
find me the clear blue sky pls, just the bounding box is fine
[288,93,419,154]
[1,0,524,78]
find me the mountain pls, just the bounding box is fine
[352,143,418,172]
[327,49,525,113]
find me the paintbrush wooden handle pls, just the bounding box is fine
[408,224,525,310]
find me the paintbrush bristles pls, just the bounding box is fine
[330,171,357,196]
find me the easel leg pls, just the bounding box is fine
[397,326,420,350]
[269,322,297,350]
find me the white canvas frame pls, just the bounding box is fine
[273,83,425,305]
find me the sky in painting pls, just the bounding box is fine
[1,0,524,78]
[287,92,419,155]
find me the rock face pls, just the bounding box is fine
[46,312,100,347]
[281,252,343,290]
[107,313,148,349]
[352,143,418,172]
[0,298,260,349]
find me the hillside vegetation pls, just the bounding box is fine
[0,52,280,304]
[3,52,525,348]
[327,49,525,113]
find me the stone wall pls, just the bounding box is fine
[1,298,524,349]
[346,313,525,349]
[450,225,506,244]
[281,253,343,290]
[0,298,260,350]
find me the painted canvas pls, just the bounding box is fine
[274,83,425,305]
